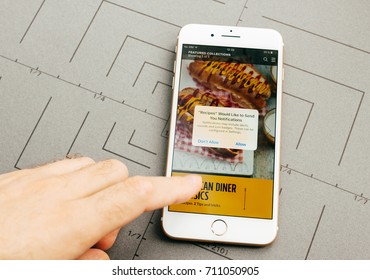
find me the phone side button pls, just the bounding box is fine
[211,219,228,236]
[171,76,174,89]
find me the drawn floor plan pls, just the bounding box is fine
[0,0,369,259]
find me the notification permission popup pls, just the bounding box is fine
[192,106,258,151]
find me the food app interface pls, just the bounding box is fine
[169,44,278,219]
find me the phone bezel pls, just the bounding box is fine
[163,24,284,245]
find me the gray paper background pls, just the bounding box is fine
[0,0,369,259]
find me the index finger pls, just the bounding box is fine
[82,175,202,234]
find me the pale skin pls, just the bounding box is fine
[0,157,202,260]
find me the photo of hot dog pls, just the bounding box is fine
[188,61,271,110]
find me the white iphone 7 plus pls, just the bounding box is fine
[162,24,283,245]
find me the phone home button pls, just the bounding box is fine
[211,219,227,236]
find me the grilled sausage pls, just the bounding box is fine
[188,60,270,110]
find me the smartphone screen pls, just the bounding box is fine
[169,44,279,220]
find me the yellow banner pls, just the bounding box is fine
[169,172,273,219]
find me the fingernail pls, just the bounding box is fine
[185,175,202,186]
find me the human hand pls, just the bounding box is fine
[0,157,202,260]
